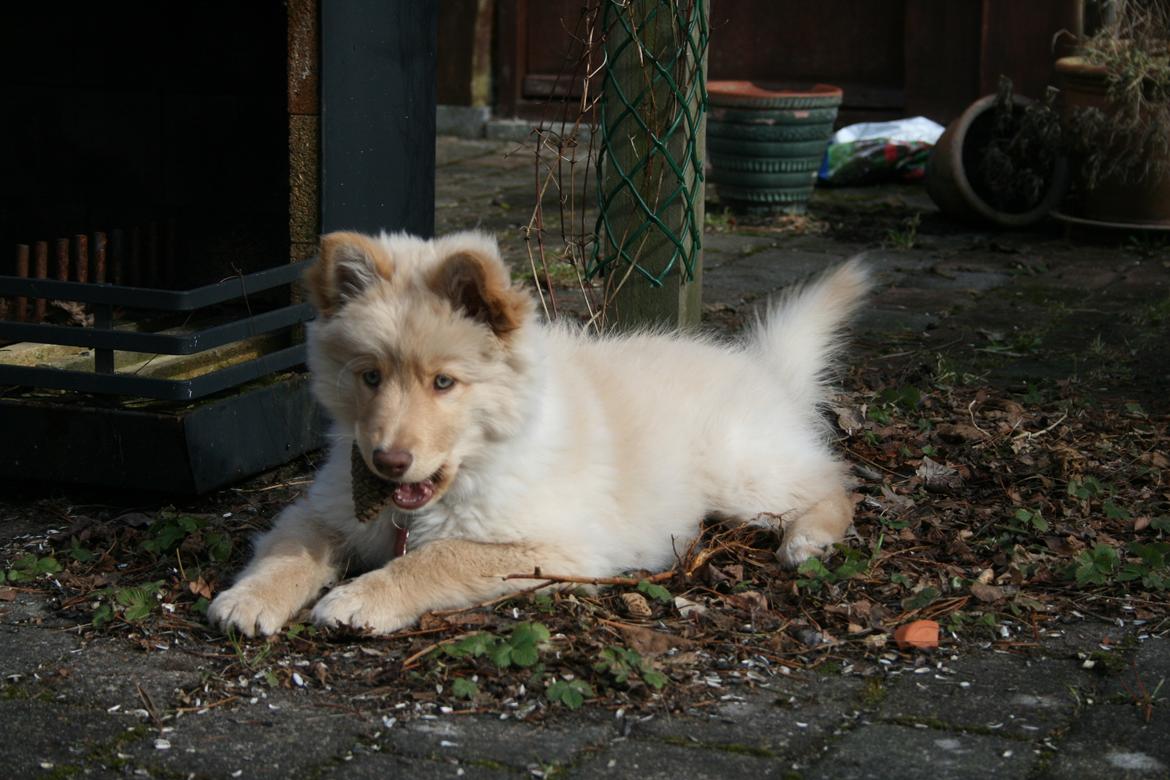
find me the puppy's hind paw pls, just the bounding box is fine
[207,586,292,638]
[776,532,834,569]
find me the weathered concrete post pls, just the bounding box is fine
[595,0,708,330]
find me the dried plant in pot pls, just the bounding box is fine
[1055,0,1170,226]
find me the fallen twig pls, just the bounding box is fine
[1011,412,1068,443]
[501,569,675,586]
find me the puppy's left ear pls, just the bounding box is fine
[429,245,533,337]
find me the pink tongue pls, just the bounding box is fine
[392,479,435,509]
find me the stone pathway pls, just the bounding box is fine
[2,136,1168,778]
[3,586,1166,778]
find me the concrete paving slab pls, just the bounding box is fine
[879,654,1086,739]
[379,712,611,769]
[1039,704,1170,779]
[0,699,142,777]
[568,737,789,779]
[119,692,377,779]
[0,623,80,680]
[630,675,865,761]
[802,722,1037,780]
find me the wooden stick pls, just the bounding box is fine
[401,630,482,670]
[501,568,675,586]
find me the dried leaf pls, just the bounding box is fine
[969,583,1010,603]
[619,625,693,657]
[936,423,985,443]
[724,590,768,612]
[835,406,864,435]
[1139,451,1169,469]
[187,577,213,600]
[879,485,916,514]
[915,457,963,493]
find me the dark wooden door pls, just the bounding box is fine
[494,0,1081,125]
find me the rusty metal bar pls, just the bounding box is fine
[129,227,141,287]
[164,218,177,287]
[93,232,107,284]
[55,238,69,283]
[33,241,47,321]
[73,234,89,284]
[14,244,29,322]
[146,222,159,288]
[110,229,124,285]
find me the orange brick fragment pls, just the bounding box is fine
[894,619,940,650]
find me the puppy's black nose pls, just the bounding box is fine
[373,447,413,479]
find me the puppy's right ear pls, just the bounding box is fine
[304,232,393,317]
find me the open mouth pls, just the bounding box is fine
[389,468,444,511]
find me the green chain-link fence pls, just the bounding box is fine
[589,0,709,288]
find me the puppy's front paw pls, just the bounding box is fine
[208,584,293,637]
[310,572,412,635]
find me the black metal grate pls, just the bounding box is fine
[0,260,314,401]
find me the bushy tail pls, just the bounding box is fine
[751,256,871,407]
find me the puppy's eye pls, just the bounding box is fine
[361,369,381,388]
[433,374,455,391]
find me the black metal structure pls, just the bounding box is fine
[0,0,438,494]
[0,261,323,493]
[1,374,324,495]
[321,0,437,237]
[0,261,312,401]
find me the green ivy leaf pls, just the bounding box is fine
[450,677,478,700]
[797,558,831,578]
[902,586,940,611]
[92,603,114,627]
[444,632,496,659]
[547,679,592,710]
[637,580,672,604]
[510,644,539,668]
[509,622,550,646]
[206,531,233,563]
[68,537,95,563]
[488,642,513,669]
[1104,500,1131,520]
[123,601,152,622]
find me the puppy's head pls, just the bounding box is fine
[305,230,535,511]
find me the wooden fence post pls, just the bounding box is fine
[596,0,708,330]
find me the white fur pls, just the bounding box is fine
[208,232,869,636]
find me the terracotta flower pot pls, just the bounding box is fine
[927,94,1069,227]
[1055,56,1170,227]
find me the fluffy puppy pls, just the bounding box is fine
[208,231,869,636]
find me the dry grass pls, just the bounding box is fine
[1076,0,1170,184]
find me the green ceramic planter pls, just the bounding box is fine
[706,81,842,213]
